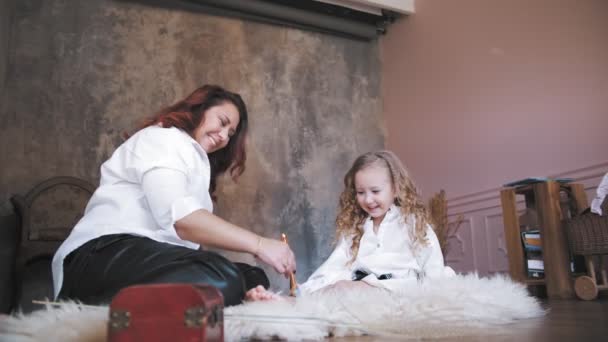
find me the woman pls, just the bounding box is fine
[52,85,296,306]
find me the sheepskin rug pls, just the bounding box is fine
[0,274,544,341]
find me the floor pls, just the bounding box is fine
[1,290,606,341]
[336,297,608,341]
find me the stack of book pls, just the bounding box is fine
[521,229,581,278]
[521,230,544,278]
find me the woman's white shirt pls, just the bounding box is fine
[299,205,455,294]
[52,126,213,297]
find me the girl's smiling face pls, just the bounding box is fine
[354,164,396,227]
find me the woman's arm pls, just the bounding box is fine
[174,209,295,275]
[141,167,295,276]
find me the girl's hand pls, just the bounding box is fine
[255,237,296,277]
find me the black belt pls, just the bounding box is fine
[352,270,393,281]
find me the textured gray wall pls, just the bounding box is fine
[0,0,17,313]
[0,0,12,125]
[0,0,384,290]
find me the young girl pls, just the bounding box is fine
[299,150,455,294]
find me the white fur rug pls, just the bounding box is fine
[0,274,544,341]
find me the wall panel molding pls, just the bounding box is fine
[484,212,508,274]
[447,160,608,217]
[443,161,607,275]
[444,217,475,274]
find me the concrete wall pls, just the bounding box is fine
[0,0,17,315]
[0,0,384,289]
[0,0,13,119]
[381,0,608,274]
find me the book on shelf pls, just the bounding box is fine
[521,229,580,277]
[521,230,544,278]
[521,230,542,252]
[526,250,544,278]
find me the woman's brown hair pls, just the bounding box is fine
[131,85,248,198]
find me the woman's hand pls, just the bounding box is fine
[255,237,296,277]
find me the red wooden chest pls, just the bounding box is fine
[107,284,224,342]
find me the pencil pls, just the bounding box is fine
[281,233,298,297]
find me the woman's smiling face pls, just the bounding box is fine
[193,101,240,153]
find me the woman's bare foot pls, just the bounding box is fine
[244,285,284,302]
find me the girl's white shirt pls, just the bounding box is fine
[52,126,213,297]
[299,205,456,294]
[590,172,608,216]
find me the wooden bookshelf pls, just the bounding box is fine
[500,180,588,299]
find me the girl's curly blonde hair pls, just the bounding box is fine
[335,150,430,263]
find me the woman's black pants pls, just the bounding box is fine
[57,234,269,307]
